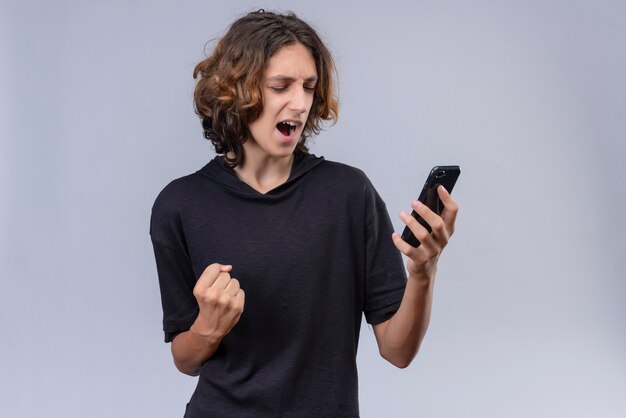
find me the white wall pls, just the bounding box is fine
[1,1,624,417]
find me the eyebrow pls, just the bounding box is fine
[266,75,318,83]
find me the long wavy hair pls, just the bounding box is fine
[193,10,339,167]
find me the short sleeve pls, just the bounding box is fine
[151,239,199,342]
[362,180,407,325]
[150,182,200,343]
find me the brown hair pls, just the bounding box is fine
[193,10,339,167]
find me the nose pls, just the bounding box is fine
[288,84,308,114]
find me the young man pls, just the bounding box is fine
[150,10,458,417]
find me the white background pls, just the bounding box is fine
[1,1,625,417]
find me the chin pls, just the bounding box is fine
[271,144,299,158]
[275,149,297,159]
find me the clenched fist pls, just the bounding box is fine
[190,263,245,342]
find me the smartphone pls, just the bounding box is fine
[401,166,461,247]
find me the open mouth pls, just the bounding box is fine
[276,121,298,136]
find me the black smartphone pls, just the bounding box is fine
[401,166,461,247]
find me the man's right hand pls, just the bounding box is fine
[171,263,245,376]
[190,263,245,343]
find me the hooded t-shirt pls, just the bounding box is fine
[150,152,407,418]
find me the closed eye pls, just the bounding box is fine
[268,83,316,93]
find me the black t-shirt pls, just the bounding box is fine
[150,152,407,417]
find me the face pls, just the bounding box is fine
[245,42,318,161]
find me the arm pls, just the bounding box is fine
[171,263,245,376]
[373,186,458,368]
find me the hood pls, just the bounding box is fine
[197,151,324,200]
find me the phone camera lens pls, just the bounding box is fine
[435,171,446,179]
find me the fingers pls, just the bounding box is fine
[437,186,459,235]
[194,272,244,312]
[196,263,232,290]
[199,267,243,299]
[392,231,417,257]
[402,201,448,248]
[207,275,243,312]
[398,209,441,258]
[234,289,245,315]
[201,271,241,297]
[212,272,233,289]
[224,277,241,296]
[410,200,448,245]
[394,192,459,264]
[399,209,432,248]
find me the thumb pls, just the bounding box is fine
[196,263,232,289]
[218,264,233,272]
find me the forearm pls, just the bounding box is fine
[381,186,458,368]
[376,273,435,368]
[171,321,222,376]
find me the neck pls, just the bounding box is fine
[230,146,295,194]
